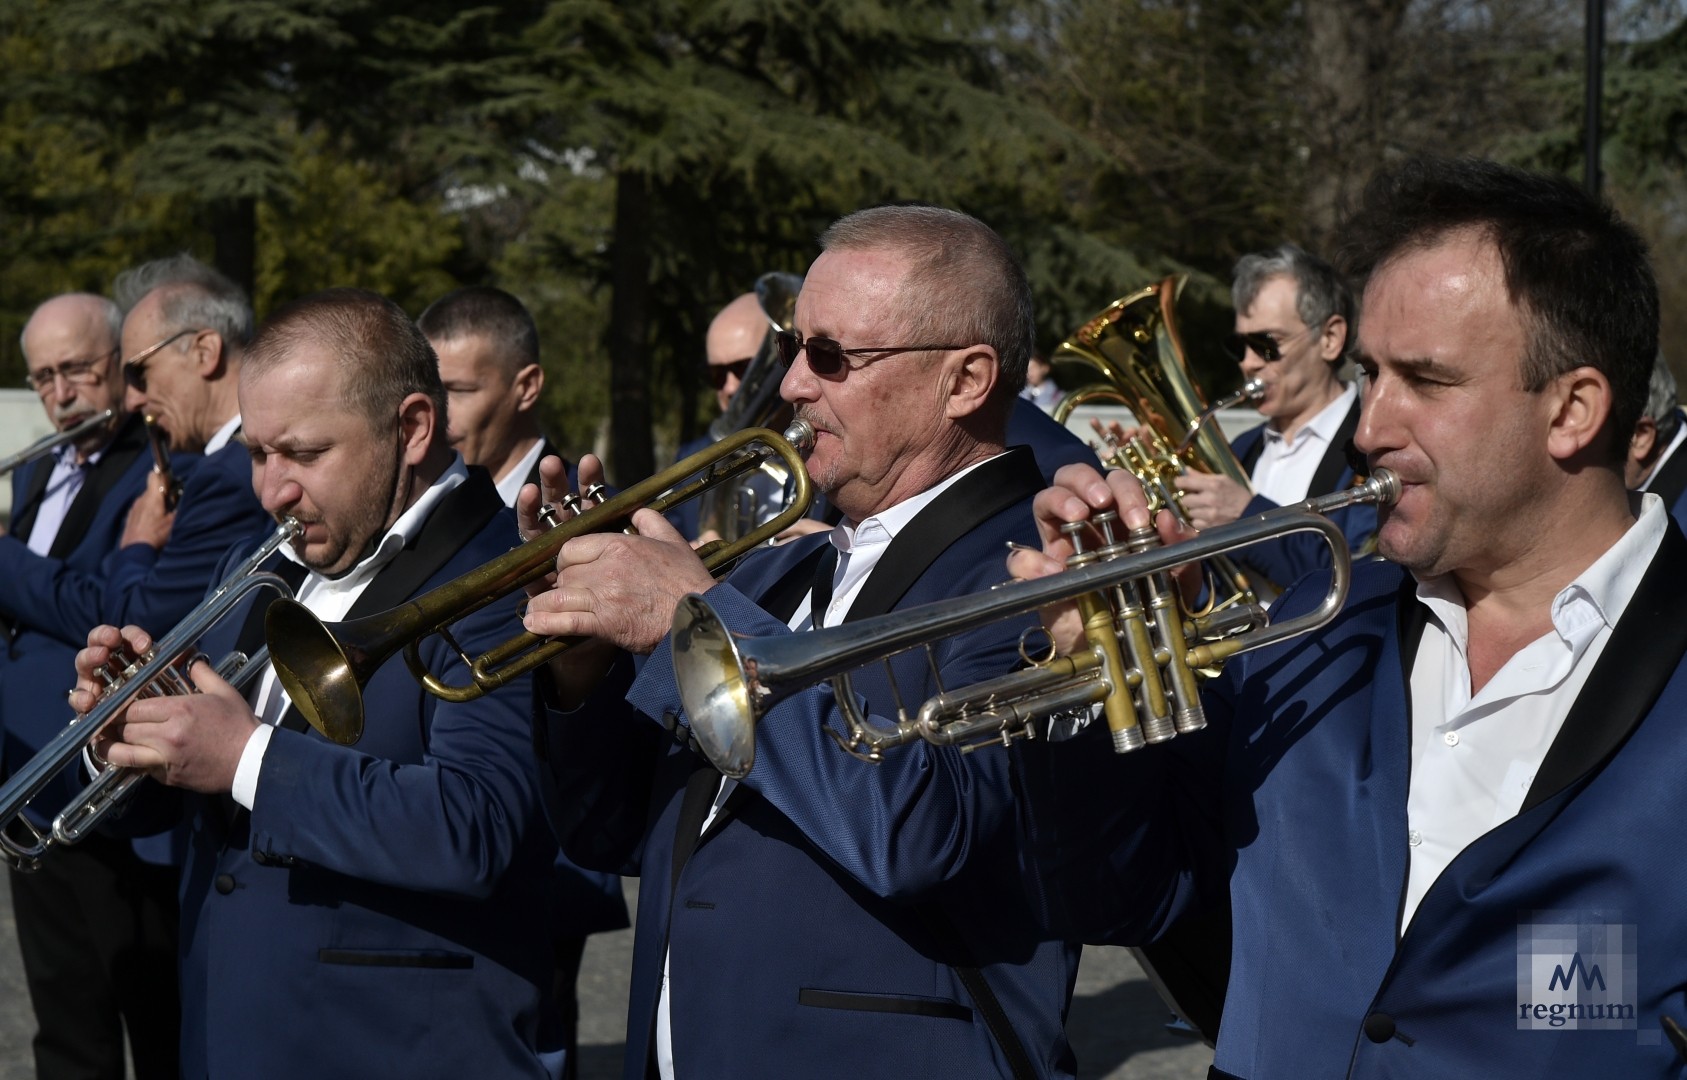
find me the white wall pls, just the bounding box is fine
[0,390,61,522]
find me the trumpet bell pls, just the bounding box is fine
[265,599,370,746]
[673,595,759,779]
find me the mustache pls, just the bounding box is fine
[794,406,832,437]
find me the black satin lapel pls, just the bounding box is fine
[1238,429,1265,474]
[1307,397,1363,498]
[756,539,832,625]
[1647,424,1687,509]
[1521,521,1687,812]
[49,413,148,559]
[846,448,1042,623]
[339,468,506,623]
[9,452,56,544]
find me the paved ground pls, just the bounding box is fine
[0,874,1213,1079]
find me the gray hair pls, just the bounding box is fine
[1232,244,1354,361]
[819,205,1034,413]
[1644,351,1680,444]
[17,294,122,364]
[113,254,254,353]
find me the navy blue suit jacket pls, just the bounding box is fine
[1017,521,1687,1079]
[123,469,560,1079]
[1006,396,1101,483]
[542,448,1081,1080]
[1644,410,1687,530]
[1227,395,1377,590]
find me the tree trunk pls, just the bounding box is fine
[210,197,257,302]
[607,169,654,484]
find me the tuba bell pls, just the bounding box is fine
[694,272,805,542]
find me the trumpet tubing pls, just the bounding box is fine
[0,519,302,873]
[673,471,1399,779]
[264,421,817,746]
[0,409,117,476]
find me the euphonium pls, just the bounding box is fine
[695,272,805,542]
[672,471,1398,779]
[263,421,816,745]
[1050,278,1266,602]
[0,409,118,476]
[0,518,303,872]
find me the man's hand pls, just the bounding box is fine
[99,660,258,795]
[1176,471,1253,530]
[523,509,715,656]
[1006,464,1196,655]
[120,476,177,550]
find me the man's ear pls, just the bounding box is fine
[396,391,437,464]
[190,329,229,378]
[1544,366,1614,462]
[944,345,999,421]
[511,363,545,413]
[1319,315,1347,365]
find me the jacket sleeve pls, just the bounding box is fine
[1232,487,1380,594]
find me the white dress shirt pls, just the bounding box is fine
[1250,383,1357,507]
[230,456,470,809]
[25,441,107,556]
[1638,417,1686,492]
[655,454,1002,1080]
[204,413,242,457]
[493,438,548,509]
[1400,493,1667,929]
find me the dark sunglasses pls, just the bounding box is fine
[706,356,754,390]
[1225,324,1316,364]
[774,330,970,378]
[122,328,203,392]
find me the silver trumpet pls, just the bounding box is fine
[0,409,118,476]
[672,471,1399,779]
[0,518,303,872]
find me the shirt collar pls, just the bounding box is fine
[829,453,1003,556]
[1639,412,1687,492]
[1415,491,1668,654]
[279,453,471,588]
[205,413,242,456]
[1264,382,1357,449]
[494,438,548,509]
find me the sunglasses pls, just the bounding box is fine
[773,330,970,378]
[706,356,754,390]
[123,328,204,392]
[1225,324,1317,364]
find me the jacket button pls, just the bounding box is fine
[252,850,271,866]
[1363,1012,1397,1043]
[214,873,236,895]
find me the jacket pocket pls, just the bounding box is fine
[797,987,971,1022]
[317,948,473,970]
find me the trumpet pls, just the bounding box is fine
[672,470,1399,779]
[263,421,817,746]
[142,413,183,511]
[0,409,118,476]
[0,518,302,872]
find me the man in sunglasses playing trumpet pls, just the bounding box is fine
[524,206,1081,1079]
[71,289,561,1079]
[1177,243,1377,589]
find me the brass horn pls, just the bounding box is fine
[0,409,117,476]
[672,471,1398,779]
[264,421,816,745]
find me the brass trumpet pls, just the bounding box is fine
[0,518,302,872]
[672,470,1399,779]
[142,413,183,511]
[264,421,817,745]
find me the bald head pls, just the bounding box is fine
[21,293,126,456]
[705,293,767,413]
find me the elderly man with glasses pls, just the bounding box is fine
[1176,243,1377,591]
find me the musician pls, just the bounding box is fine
[419,285,580,499]
[72,289,560,1078]
[525,205,1081,1079]
[1011,157,1684,1077]
[420,283,629,1080]
[1626,351,1687,526]
[1176,244,1376,588]
[1,293,180,1080]
[104,255,271,628]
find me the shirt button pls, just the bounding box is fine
[1408,830,1423,848]
[1443,731,1459,746]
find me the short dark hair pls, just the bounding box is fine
[416,286,540,379]
[245,288,446,432]
[820,205,1035,409]
[112,253,254,353]
[1336,156,1658,464]
[1232,244,1354,364]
